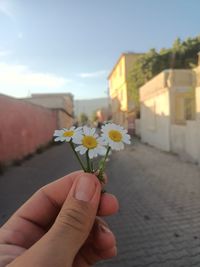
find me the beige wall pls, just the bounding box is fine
[135,119,140,137]
[23,93,74,129]
[108,53,143,130]
[170,121,199,163]
[140,90,171,151]
[140,71,171,151]
[139,68,200,164]
[195,66,200,120]
[169,70,196,125]
[26,94,73,116]
[58,110,74,129]
[109,56,126,98]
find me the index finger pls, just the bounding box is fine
[1,171,118,248]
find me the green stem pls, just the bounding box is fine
[86,150,91,172]
[98,146,111,182]
[69,141,86,172]
[91,160,94,173]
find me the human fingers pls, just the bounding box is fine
[8,173,102,267]
[0,171,83,248]
[74,217,117,266]
[98,193,119,216]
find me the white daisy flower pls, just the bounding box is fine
[72,126,107,159]
[101,123,131,151]
[53,126,82,142]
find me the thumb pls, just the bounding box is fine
[8,173,101,267]
[46,173,101,264]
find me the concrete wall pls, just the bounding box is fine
[170,121,199,163]
[140,68,200,164]
[24,94,74,128]
[28,93,73,116]
[140,71,171,151]
[0,95,57,164]
[74,98,110,119]
[135,119,140,137]
[108,53,143,130]
[140,90,171,151]
[58,110,74,128]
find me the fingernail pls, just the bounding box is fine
[75,174,96,202]
[99,224,112,234]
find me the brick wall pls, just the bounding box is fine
[0,95,57,164]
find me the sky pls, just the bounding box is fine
[0,0,200,100]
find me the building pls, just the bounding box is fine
[96,106,112,123]
[24,93,74,128]
[139,63,200,164]
[0,94,57,164]
[74,97,110,121]
[108,52,143,132]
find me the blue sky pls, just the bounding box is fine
[0,0,200,99]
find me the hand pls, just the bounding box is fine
[0,171,118,267]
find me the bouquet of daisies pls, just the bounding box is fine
[53,123,131,183]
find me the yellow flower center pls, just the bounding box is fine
[82,136,97,149]
[63,131,74,137]
[109,130,122,142]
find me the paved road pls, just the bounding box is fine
[1,140,200,267]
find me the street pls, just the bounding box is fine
[1,140,200,267]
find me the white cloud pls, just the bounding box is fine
[79,70,108,78]
[0,0,14,19]
[0,63,71,98]
[0,49,12,57]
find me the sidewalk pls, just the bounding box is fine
[97,139,200,267]
[1,140,200,266]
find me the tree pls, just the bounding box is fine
[91,110,98,122]
[128,35,200,109]
[79,113,88,124]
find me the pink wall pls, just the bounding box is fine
[0,95,57,163]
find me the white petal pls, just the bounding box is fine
[54,136,62,141]
[75,126,83,133]
[123,136,131,144]
[64,137,71,142]
[88,149,94,159]
[53,129,63,136]
[94,133,99,138]
[98,146,107,155]
[72,135,83,144]
[75,145,84,152]
[83,126,90,135]
[116,142,124,150]
[80,147,87,155]
[75,145,87,155]
[98,137,107,146]
[100,133,108,142]
[91,128,96,135]
[109,140,116,149]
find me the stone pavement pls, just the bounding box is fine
[97,140,200,267]
[0,143,81,225]
[1,140,200,266]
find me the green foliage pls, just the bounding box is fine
[129,35,200,108]
[91,110,98,122]
[79,112,88,124]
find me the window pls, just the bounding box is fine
[174,95,195,124]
